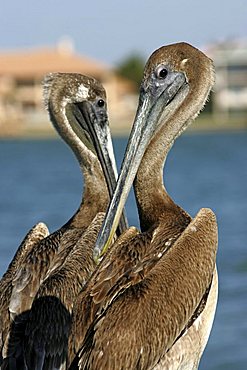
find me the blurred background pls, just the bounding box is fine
[0,1,247,369]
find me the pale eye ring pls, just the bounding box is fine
[156,66,168,79]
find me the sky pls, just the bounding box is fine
[0,0,247,66]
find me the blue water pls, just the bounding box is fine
[0,132,247,369]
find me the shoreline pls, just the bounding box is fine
[0,116,247,139]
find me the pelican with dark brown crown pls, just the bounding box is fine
[68,42,218,370]
[0,72,128,369]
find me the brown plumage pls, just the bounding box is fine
[68,42,218,370]
[1,73,127,369]
[21,213,105,370]
[0,223,49,364]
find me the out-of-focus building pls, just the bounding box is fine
[0,40,136,137]
[1,39,247,136]
[205,39,247,127]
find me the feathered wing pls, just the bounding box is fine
[11,213,104,370]
[0,222,49,363]
[71,208,218,370]
[8,229,64,322]
[8,217,93,323]
[68,226,140,362]
[0,222,49,291]
[153,267,218,370]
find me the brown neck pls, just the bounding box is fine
[71,161,109,229]
[134,133,176,231]
[134,84,208,231]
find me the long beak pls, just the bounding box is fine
[74,101,128,235]
[93,71,187,261]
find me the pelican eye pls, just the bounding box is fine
[156,66,168,79]
[97,99,105,107]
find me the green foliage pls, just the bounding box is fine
[116,53,145,91]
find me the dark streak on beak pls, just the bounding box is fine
[73,101,128,237]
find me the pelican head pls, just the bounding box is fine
[43,73,128,234]
[94,42,214,259]
[44,73,116,186]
